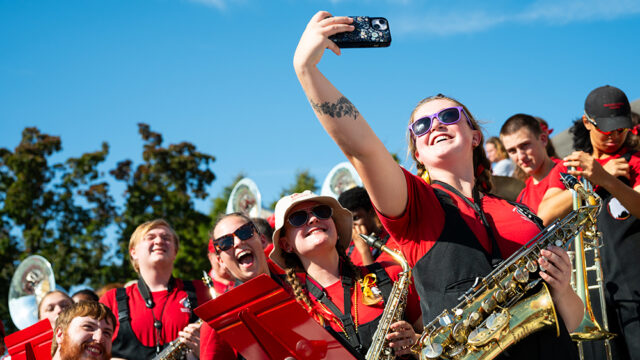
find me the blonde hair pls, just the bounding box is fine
[129,219,179,273]
[407,94,492,193]
[486,136,508,161]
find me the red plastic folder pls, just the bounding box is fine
[5,319,53,360]
[194,274,357,360]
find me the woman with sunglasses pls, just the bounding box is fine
[270,191,422,359]
[200,213,284,359]
[565,85,640,360]
[293,11,582,359]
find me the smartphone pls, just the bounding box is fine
[330,16,391,48]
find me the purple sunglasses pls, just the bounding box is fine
[408,106,473,137]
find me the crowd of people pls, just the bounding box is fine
[2,11,639,360]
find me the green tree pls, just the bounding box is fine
[270,170,318,208]
[110,123,216,282]
[0,128,115,330]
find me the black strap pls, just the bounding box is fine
[115,287,130,322]
[137,276,176,309]
[367,262,393,297]
[305,272,360,349]
[433,181,502,261]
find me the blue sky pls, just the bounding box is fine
[2,0,639,215]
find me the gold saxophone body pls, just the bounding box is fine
[414,173,601,360]
[360,234,412,360]
[151,271,217,360]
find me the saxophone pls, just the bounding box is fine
[413,173,601,360]
[360,233,412,360]
[151,271,217,360]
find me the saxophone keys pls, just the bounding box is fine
[494,289,507,304]
[420,341,443,359]
[468,311,482,327]
[467,327,491,345]
[452,320,470,343]
[439,312,455,327]
[486,310,509,331]
[513,267,529,283]
[481,297,497,313]
[526,259,538,273]
[446,343,466,358]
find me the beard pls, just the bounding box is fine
[59,334,111,360]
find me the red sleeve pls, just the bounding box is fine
[629,151,640,188]
[200,323,237,360]
[99,289,120,342]
[375,167,445,267]
[546,162,569,190]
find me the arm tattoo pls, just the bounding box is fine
[310,96,360,120]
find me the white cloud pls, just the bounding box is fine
[394,0,640,36]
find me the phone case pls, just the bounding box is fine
[330,16,391,48]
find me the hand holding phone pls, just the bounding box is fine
[329,16,391,48]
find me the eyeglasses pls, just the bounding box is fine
[585,115,629,136]
[409,106,473,138]
[287,205,333,227]
[213,222,255,252]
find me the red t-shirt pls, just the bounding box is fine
[550,149,640,191]
[100,279,210,347]
[517,159,567,213]
[377,167,542,268]
[304,261,421,334]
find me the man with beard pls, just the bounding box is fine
[51,301,115,360]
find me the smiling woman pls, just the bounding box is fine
[292,10,584,359]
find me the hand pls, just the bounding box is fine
[179,322,202,355]
[385,320,418,357]
[602,157,630,179]
[563,151,609,186]
[538,246,573,295]
[293,11,354,71]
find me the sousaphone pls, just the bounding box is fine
[8,255,55,329]
[226,178,272,218]
[321,162,363,199]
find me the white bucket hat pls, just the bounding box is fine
[270,190,352,270]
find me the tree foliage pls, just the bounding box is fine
[209,173,245,223]
[0,128,115,330]
[270,170,318,209]
[110,123,216,282]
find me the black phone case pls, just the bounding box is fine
[330,16,391,48]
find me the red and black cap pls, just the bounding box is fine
[585,85,632,132]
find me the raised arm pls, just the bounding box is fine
[293,11,407,217]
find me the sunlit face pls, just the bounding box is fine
[412,99,479,169]
[56,316,113,360]
[485,143,498,163]
[282,201,338,261]
[213,216,268,283]
[130,226,177,271]
[583,117,628,155]
[40,292,73,327]
[501,128,548,177]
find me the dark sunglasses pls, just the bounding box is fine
[408,106,473,137]
[287,205,333,227]
[586,115,629,136]
[213,222,254,252]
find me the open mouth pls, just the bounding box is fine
[430,134,452,145]
[236,249,255,267]
[305,227,326,237]
[83,343,104,357]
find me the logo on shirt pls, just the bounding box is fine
[607,197,630,220]
[179,296,193,313]
[512,205,540,226]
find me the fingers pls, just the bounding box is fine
[178,323,201,352]
[386,321,416,356]
[539,246,571,290]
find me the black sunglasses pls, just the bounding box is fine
[214,222,254,252]
[287,205,333,227]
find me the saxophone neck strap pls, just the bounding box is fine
[305,270,360,348]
